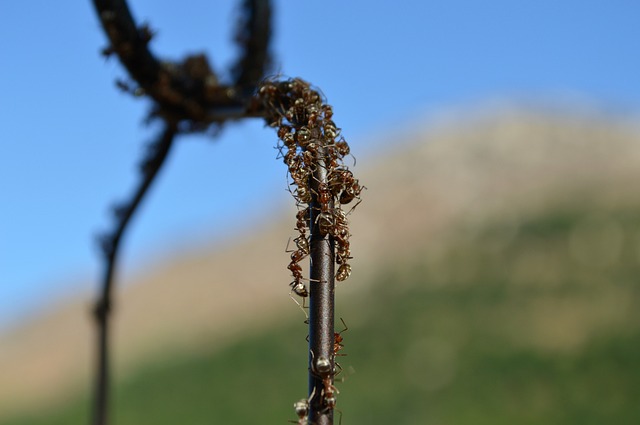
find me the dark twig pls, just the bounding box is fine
[90,3,273,424]
[92,122,177,425]
[232,0,273,95]
[92,0,270,127]
[308,145,336,425]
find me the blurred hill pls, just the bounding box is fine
[2,105,640,424]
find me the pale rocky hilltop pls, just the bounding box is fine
[1,106,639,417]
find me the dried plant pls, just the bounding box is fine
[91,2,362,424]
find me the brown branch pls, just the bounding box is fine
[92,0,270,126]
[232,0,273,94]
[92,122,178,425]
[307,144,336,425]
[90,3,275,424]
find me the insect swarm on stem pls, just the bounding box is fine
[90,0,362,423]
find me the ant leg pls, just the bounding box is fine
[334,361,343,378]
[343,197,363,216]
[289,289,309,320]
[335,408,343,425]
[308,385,317,404]
[285,236,296,253]
[337,318,348,335]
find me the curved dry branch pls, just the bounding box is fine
[90,2,274,424]
[92,0,270,126]
[232,0,273,94]
[92,122,178,425]
[90,2,275,423]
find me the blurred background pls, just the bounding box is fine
[1,0,640,424]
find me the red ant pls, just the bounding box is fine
[310,317,347,411]
[293,234,310,253]
[286,235,310,299]
[291,397,309,425]
[287,261,303,280]
[294,184,312,205]
[329,209,353,281]
[290,281,308,298]
[295,126,311,147]
[311,183,334,236]
[317,182,332,210]
[334,318,348,358]
[300,150,316,173]
[334,138,350,158]
[323,121,339,141]
[341,178,364,206]
[328,167,362,205]
[336,241,351,265]
[278,124,293,141]
[307,105,320,128]
[286,251,305,290]
[322,104,333,121]
[311,355,339,412]
[296,207,309,235]
[335,263,351,282]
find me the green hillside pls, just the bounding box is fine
[4,201,640,424]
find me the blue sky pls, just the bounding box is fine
[1,0,639,329]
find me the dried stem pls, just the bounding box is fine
[308,146,336,425]
[92,122,177,425]
[92,0,270,126]
[232,0,273,95]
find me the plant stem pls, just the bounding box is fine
[91,0,270,125]
[92,122,177,425]
[308,146,335,425]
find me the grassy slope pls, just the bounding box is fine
[5,204,640,425]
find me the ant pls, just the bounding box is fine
[300,149,317,174]
[335,263,352,282]
[294,184,312,205]
[334,318,348,358]
[295,207,310,235]
[326,208,352,282]
[285,235,312,305]
[328,167,362,206]
[309,319,349,408]
[290,281,308,299]
[316,182,332,211]
[307,105,321,128]
[304,317,348,359]
[295,126,312,147]
[287,262,306,293]
[291,397,309,425]
[323,120,340,142]
[334,138,350,158]
[277,124,293,141]
[311,355,339,412]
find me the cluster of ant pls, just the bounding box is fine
[258,77,363,300]
[258,78,361,423]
